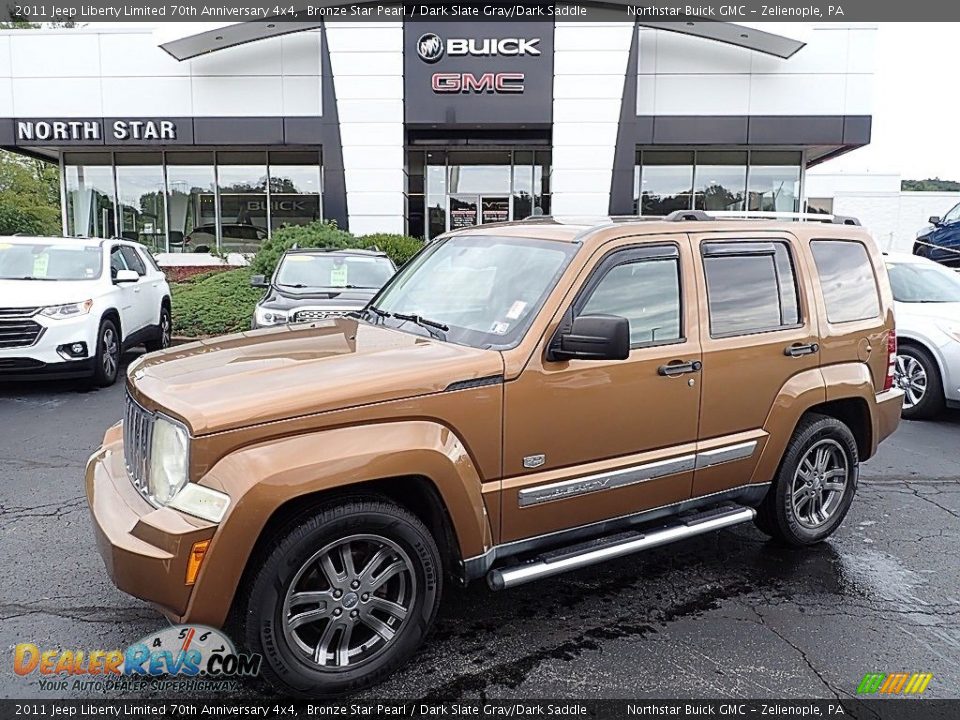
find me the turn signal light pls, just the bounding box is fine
[883,329,897,391]
[185,540,210,586]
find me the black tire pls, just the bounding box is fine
[754,413,859,546]
[91,318,120,387]
[897,344,945,421]
[144,305,172,352]
[238,496,442,698]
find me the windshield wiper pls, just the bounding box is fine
[391,312,449,340]
[363,305,391,324]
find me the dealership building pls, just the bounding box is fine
[0,14,875,251]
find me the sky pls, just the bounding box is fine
[89,21,955,180]
[819,23,955,180]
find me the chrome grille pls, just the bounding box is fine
[0,307,39,318]
[123,391,155,498]
[0,317,43,348]
[293,309,348,323]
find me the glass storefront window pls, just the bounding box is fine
[512,151,534,220]
[748,152,802,212]
[268,150,322,232]
[217,151,269,253]
[116,153,165,252]
[166,152,216,253]
[447,151,512,195]
[64,153,115,238]
[694,151,746,212]
[638,151,694,215]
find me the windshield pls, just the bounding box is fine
[0,241,102,281]
[370,234,579,349]
[887,261,960,303]
[275,254,394,289]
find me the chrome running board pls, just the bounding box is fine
[486,505,756,590]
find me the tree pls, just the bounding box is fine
[0,151,62,236]
[902,178,960,192]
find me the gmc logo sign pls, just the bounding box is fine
[432,72,525,94]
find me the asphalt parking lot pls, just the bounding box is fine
[1,353,959,701]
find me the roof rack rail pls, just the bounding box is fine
[665,210,861,226]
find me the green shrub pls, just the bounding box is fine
[250,220,425,277]
[250,220,356,277]
[171,268,262,337]
[358,233,424,267]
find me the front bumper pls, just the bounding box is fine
[0,312,98,378]
[85,426,216,621]
[936,336,960,404]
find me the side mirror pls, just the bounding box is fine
[929,216,942,226]
[114,269,139,284]
[250,274,268,288]
[549,314,630,362]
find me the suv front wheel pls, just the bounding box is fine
[239,496,442,697]
[91,318,121,387]
[755,414,859,546]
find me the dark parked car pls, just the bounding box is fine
[914,202,960,267]
[250,248,396,328]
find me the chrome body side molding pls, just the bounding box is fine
[517,454,696,507]
[517,439,758,508]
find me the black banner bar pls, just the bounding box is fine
[3,0,960,23]
[2,700,959,720]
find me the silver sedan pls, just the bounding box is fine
[885,253,960,419]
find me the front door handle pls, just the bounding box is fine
[784,342,819,357]
[658,359,702,377]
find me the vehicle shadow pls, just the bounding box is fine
[0,350,142,398]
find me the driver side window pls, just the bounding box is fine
[943,202,960,224]
[109,246,127,280]
[580,251,682,347]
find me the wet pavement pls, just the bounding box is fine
[1,361,958,700]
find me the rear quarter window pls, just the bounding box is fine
[810,240,881,324]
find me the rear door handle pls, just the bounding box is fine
[658,360,702,376]
[784,342,819,357]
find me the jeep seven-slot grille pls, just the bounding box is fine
[0,307,43,348]
[293,309,348,323]
[124,391,155,498]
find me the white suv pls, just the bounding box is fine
[0,237,171,386]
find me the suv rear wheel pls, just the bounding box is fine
[755,414,859,546]
[239,496,442,697]
[145,305,171,353]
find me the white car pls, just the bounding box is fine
[0,237,171,386]
[885,252,960,419]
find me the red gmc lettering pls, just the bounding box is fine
[431,72,525,93]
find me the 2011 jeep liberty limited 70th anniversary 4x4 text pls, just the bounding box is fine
[85,213,904,696]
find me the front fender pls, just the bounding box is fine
[181,420,494,627]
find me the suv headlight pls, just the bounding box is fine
[40,299,93,319]
[148,415,189,504]
[255,306,289,326]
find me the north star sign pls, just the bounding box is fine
[16,119,177,142]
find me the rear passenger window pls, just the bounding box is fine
[810,241,881,324]
[580,252,682,347]
[702,241,800,337]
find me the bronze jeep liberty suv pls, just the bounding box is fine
[86,211,903,696]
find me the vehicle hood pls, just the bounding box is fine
[258,286,378,312]
[0,278,104,307]
[895,301,960,325]
[127,319,504,435]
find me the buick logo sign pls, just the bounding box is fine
[417,33,444,63]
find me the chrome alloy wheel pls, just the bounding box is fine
[102,327,118,377]
[895,354,927,409]
[160,312,172,348]
[791,439,849,529]
[281,534,416,670]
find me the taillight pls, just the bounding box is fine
[883,328,897,391]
